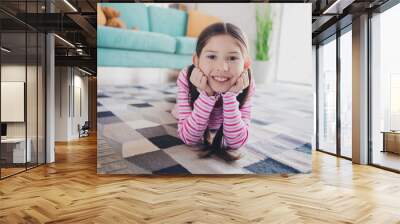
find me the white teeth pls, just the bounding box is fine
[213,77,228,82]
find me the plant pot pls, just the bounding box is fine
[252,60,274,85]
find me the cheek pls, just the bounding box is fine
[230,63,244,75]
[198,60,212,74]
[230,59,244,69]
[231,73,241,82]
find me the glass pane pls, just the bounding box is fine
[340,30,352,158]
[38,32,45,165]
[1,27,27,177]
[371,4,400,171]
[26,0,39,169]
[318,37,337,154]
[27,30,38,169]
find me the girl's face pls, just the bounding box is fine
[194,34,248,93]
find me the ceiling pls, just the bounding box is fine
[311,0,391,44]
[0,0,97,74]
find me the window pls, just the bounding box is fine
[318,36,337,154]
[370,2,400,171]
[0,0,46,179]
[340,29,352,158]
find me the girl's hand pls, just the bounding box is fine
[190,67,215,96]
[228,70,250,94]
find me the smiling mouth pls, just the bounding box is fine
[212,76,230,83]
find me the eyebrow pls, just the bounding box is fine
[204,50,241,54]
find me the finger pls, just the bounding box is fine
[201,68,208,77]
[194,69,203,83]
[243,74,248,89]
[239,76,244,91]
[231,75,241,86]
[191,70,202,87]
[197,67,206,77]
[243,71,249,88]
[189,75,195,85]
[190,73,198,85]
[236,74,244,87]
[200,74,207,88]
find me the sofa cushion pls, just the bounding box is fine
[175,37,197,55]
[186,10,221,37]
[100,3,149,31]
[98,48,192,69]
[98,26,176,53]
[148,6,187,37]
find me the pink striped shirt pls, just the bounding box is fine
[176,67,255,149]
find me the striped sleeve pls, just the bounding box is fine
[176,68,219,145]
[221,80,255,149]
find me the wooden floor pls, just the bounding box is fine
[0,134,400,224]
[373,150,400,171]
[1,167,26,178]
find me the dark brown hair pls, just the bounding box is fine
[187,22,252,162]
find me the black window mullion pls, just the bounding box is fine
[336,29,341,157]
[0,23,2,179]
[25,0,28,171]
[316,44,320,151]
[367,10,373,165]
[36,0,39,168]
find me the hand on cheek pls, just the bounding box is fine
[227,70,250,94]
[190,67,215,96]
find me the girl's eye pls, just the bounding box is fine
[228,56,238,61]
[207,55,216,60]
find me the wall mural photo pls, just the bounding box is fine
[97,3,313,174]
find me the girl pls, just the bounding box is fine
[176,22,255,162]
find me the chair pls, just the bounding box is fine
[79,121,90,138]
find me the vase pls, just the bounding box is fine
[252,60,275,86]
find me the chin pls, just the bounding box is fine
[209,83,230,93]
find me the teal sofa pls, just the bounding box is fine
[97,3,197,69]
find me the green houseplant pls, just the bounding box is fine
[253,4,273,84]
[255,5,273,61]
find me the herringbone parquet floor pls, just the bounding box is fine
[0,134,399,224]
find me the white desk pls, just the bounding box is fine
[382,131,400,154]
[1,138,31,163]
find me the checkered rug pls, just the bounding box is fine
[97,82,313,174]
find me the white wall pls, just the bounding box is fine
[1,65,40,138]
[183,3,312,86]
[55,67,89,141]
[1,66,26,128]
[275,4,312,85]
[72,73,89,138]
[55,66,69,141]
[186,3,258,59]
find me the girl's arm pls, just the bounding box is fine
[176,69,219,145]
[221,83,255,149]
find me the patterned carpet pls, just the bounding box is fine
[97,82,313,174]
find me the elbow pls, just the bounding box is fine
[178,128,200,146]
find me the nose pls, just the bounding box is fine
[216,60,228,72]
